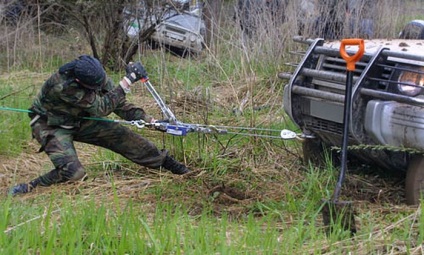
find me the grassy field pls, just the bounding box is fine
[1,0,424,254]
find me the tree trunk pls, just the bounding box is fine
[101,1,127,70]
[203,0,222,51]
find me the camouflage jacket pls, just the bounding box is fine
[31,71,152,127]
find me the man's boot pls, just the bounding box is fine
[162,155,190,175]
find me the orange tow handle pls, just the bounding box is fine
[340,39,365,71]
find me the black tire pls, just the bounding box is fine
[399,20,424,40]
[405,155,424,205]
[302,138,332,167]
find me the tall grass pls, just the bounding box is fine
[0,74,35,155]
[2,163,421,254]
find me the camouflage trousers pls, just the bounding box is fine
[30,117,167,186]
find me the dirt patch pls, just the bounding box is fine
[345,165,405,204]
[0,147,408,223]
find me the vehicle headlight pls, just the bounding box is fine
[397,66,424,96]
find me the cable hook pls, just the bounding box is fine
[130,120,146,129]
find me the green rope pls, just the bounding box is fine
[0,106,32,113]
[0,106,117,123]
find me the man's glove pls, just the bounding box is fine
[125,62,147,84]
[120,62,147,93]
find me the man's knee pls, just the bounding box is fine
[69,168,86,181]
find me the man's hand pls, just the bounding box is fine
[120,62,148,93]
[125,62,148,84]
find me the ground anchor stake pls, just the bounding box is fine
[321,38,365,236]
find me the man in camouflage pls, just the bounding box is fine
[10,55,190,195]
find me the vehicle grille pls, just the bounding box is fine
[311,54,370,95]
[304,117,344,135]
[370,61,396,91]
[299,49,369,134]
[165,25,187,34]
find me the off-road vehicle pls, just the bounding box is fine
[126,1,205,55]
[150,8,205,55]
[280,36,424,205]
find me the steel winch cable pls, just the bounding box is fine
[138,79,305,139]
[224,131,289,140]
[183,123,301,139]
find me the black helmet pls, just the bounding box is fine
[59,55,106,90]
[74,55,106,89]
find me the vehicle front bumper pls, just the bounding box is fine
[365,99,424,150]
